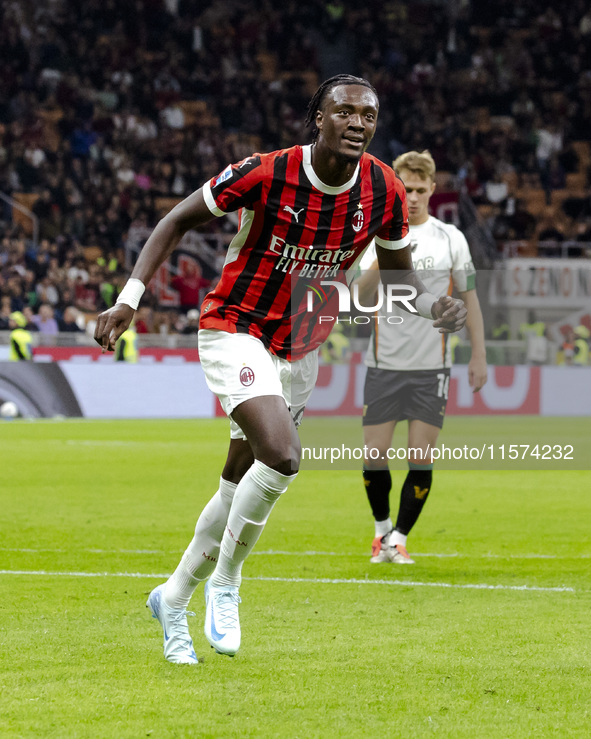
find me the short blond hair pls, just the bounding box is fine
[393,150,436,181]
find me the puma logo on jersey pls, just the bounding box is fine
[414,486,429,500]
[283,205,304,223]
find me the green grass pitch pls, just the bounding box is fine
[1,417,590,738]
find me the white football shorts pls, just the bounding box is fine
[198,329,319,440]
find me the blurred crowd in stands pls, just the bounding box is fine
[1,0,591,335]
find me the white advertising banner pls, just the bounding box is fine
[59,362,215,418]
[540,367,591,416]
[489,259,591,307]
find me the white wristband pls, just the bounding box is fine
[116,278,145,310]
[415,292,437,320]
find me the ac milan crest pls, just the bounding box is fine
[352,205,364,232]
[239,366,255,386]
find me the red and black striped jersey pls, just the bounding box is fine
[199,144,409,359]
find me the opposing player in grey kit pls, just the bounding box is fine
[94,78,467,663]
[355,150,487,564]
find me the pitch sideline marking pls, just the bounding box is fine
[1,547,589,560]
[0,570,576,593]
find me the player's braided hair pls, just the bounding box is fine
[305,74,378,141]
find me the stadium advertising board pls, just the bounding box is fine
[489,258,591,307]
[305,361,541,416]
[1,358,589,419]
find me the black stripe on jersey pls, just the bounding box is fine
[221,152,290,326]
[246,180,263,210]
[368,161,388,233]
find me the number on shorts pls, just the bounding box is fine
[437,373,450,399]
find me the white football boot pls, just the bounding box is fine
[204,580,241,656]
[370,531,415,564]
[146,583,199,664]
[389,542,415,564]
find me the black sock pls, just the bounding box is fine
[362,469,392,522]
[395,469,433,535]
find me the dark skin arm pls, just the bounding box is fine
[94,189,215,350]
[376,244,467,333]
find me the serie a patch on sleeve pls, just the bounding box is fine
[215,165,233,187]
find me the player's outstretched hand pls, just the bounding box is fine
[431,295,467,334]
[94,303,135,352]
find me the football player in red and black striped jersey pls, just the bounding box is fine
[95,75,467,662]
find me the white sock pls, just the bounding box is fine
[209,460,297,588]
[164,477,237,608]
[375,518,393,538]
[389,530,408,547]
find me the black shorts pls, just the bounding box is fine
[362,367,450,429]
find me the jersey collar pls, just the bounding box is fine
[302,144,360,195]
[409,216,432,231]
